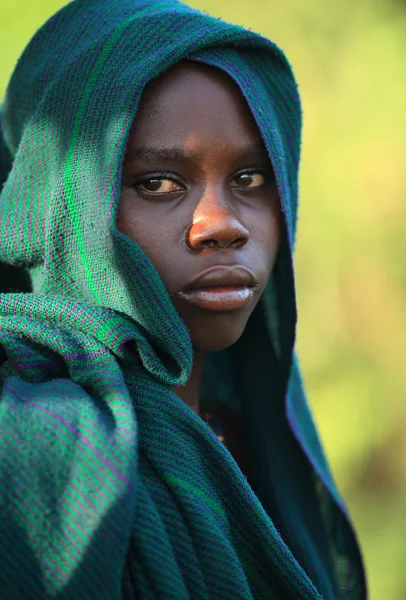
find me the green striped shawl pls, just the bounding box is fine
[0,0,366,598]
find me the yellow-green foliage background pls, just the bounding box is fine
[1,1,405,597]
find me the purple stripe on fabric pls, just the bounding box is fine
[77,307,104,334]
[5,381,137,497]
[109,328,133,350]
[4,170,22,259]
[63,300,85,322]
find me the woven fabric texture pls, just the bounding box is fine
[0,0,366,598]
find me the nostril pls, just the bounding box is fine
[187,220,249,251]
[230,237,248,248]
[193,236,248,251]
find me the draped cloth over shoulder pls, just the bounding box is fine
[0,0,366,598]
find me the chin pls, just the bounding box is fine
[187,315,249,352]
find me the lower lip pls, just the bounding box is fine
[179,285,256,311]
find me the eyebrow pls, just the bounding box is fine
[125,143,270,164]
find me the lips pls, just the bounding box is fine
[176,265,259,311]
[184,265,259,290]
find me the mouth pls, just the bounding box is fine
[176,265,260,311]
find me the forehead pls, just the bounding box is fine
[127,60,263,150]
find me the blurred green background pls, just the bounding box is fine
[1,0,405,597]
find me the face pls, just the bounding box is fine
[117,61,281,352]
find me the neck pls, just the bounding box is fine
[173,349,205,415]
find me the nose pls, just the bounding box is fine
[187,186,249,251]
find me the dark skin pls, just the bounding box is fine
[117,61,281,416]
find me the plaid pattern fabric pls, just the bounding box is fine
[0,0,366,598]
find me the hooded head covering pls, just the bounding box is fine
[0,0,366,598]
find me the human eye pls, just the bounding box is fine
[133,173,184,197]
[230,168,271,189]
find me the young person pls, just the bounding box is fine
[0,0,366,598]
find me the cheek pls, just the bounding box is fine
[116,192,176,277]
[251,202,281,260]
[116,193,157,256]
